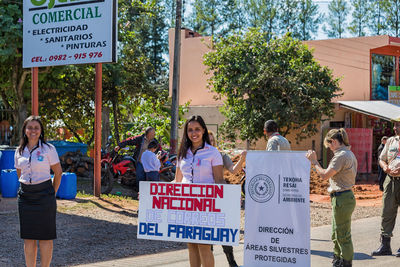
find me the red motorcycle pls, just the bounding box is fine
[101,147,137,194]
[100,137,176,194]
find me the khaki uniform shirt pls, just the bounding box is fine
[266,132,291,151]
[328,146,357,193]
[379,136,400,174]
[221,153,234,171]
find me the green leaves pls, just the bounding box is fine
[323,0,349,38]
[204,29,342,144]
[124,95,189,146]
[0,2,22,62]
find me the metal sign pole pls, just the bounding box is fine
[170,0,182,154]
[31,67,39,116]
[94,63,102,197]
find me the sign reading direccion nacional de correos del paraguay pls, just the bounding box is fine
[23,0,117,68]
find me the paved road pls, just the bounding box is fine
[75,215,400,267]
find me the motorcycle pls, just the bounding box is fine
[100,136,176,194]
[158,150,177,182]
[100,137,137,194]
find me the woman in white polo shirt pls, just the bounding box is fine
[175,115,224,267]
[14,116,62,267]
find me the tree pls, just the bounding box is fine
[163,0,176,28]
[124,94,189,146]
[348,0,371,37]
[203,29,342,144]
[244,0,279,40]
[278,0,300,36]
[188,0,224,36]
[323,0,349,38]
[219,0,246,36]
[40,65,97,144]
[382,0,400,37]
[134,0,169,84]
[41,0,158,145]
[0,0,29,143]
[368,0,387,35]
[296,0,322,40]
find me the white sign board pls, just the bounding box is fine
[244,151,311,267]
[137,182,241,246]
[23,0,117,68]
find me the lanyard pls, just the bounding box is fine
[28,143,40,183]
[190,143,205,183]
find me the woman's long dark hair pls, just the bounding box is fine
[18,116,48,155]
[178,115,210,160]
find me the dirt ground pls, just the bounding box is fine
[0,159,384,266]
[224,154,383,207]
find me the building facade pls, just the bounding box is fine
[169,29,400,172]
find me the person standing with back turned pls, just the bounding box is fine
[264,120,291,151]
[306,129,357,267]
[175,115,224,267]
[372,121,400,258]
[14,116,62,267]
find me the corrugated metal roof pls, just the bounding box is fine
[338,101,400,121]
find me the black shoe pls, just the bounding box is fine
[332,254,342,267]
[342,259,352,267]
[371,235,392,256]
[396,248,400,257]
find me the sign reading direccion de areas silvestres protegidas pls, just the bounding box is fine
[23,0,117,68]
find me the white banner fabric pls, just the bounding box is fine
[137,182,241,246]
[23,0,118,67]
[244,151,311,267]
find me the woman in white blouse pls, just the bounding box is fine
[175,115,224,267]
[14,116,62,267]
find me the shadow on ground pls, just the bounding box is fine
[0,206,186,267]
[311,250,373,261]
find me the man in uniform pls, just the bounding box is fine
[264,120,291,151]
[372,121,400,257]
[377,136,388,191]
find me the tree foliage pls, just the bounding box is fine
[124,95,189,146]
[348,0,371,37]
[382,0,400,37]
[219,0,245,36]
[0,0,29,143]
[203,29,342,144]
[244,0,278,40]
[323,0,349,38]
[40,66,96,144]
[278,0,300,36]
[296,0,322,40]
[368,0,387,35]
[39,0,156,146]
[188,0,224,36]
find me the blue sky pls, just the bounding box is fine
[315,0,331,39]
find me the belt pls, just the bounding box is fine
[389,175,400,180]
[330,190,352,197]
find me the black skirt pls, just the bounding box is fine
[18,179,57,240]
